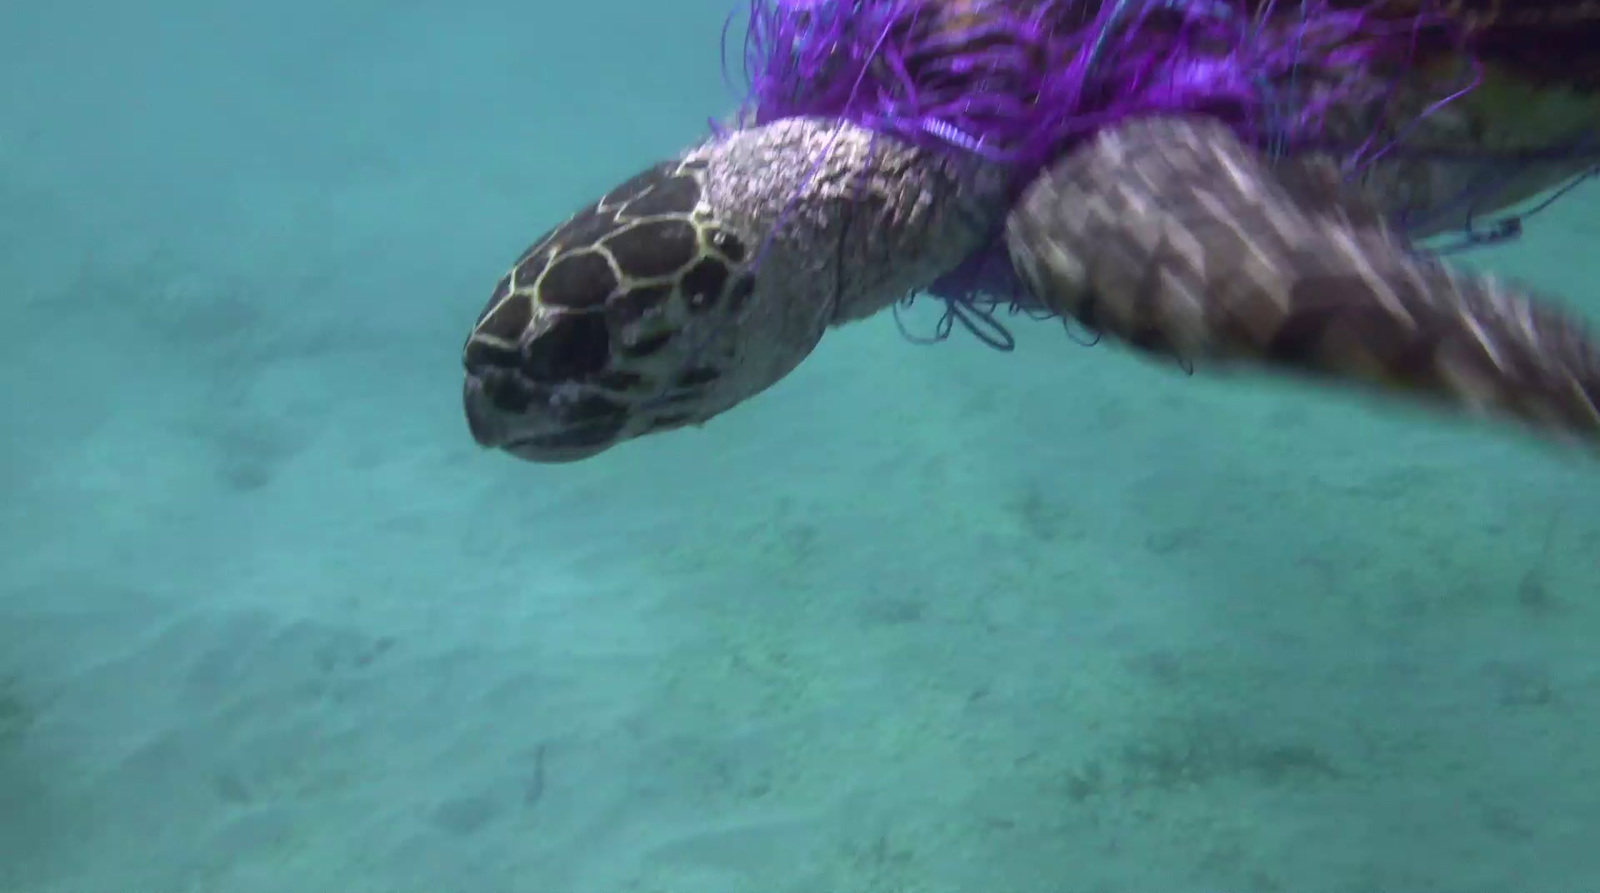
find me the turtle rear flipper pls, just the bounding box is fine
[1005,115,1600,446]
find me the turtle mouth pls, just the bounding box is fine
[502,434,613,463]
[462,375,628,462]
[501,414,627,461]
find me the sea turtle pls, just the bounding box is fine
[461,0,1600,464]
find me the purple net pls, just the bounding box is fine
[727,0,1468,188]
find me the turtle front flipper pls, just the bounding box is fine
[1005,115,1600,448]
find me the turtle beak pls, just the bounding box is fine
[460,371,627,462]
[462,378,503,448]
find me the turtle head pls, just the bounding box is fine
[460,158,766,463]
[461,119,1006,464]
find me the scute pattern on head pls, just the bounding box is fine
[461,117,1006,463]
[461,155,761,462]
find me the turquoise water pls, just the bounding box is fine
[2,0,1598,890]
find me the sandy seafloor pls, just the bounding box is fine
[1,1,1598,891]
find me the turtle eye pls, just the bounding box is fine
[522,313,612,383]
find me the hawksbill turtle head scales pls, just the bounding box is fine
[460,153,766,463]
[461,118,1006,462]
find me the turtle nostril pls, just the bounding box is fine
[463,337,521,376]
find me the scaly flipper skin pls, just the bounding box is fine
[1005,115,1600,446]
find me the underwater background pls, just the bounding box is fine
[2,0,1598,890]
